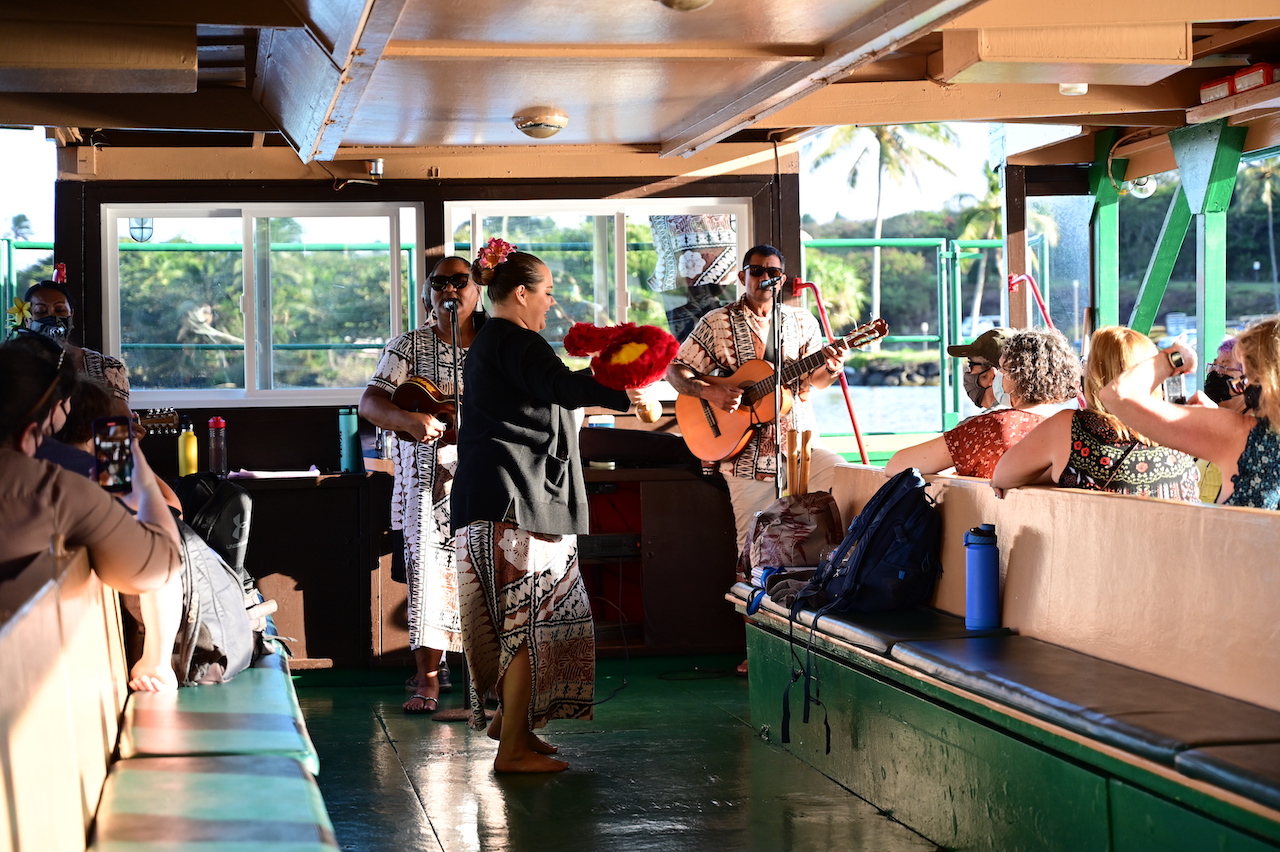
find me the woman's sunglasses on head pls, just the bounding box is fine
[429,273,472,291]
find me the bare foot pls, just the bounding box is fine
[487,711,558,754]
[129,662,178,692]
[493,752,569,773]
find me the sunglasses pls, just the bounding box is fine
[744,264,784,278]
[967,360,993,374]
[428,273,472,291]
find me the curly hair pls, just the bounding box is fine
[1233,317,1280,431]
[998,328,1080,406]
[470,250,546,305]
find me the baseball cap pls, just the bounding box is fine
[947,327,1015,364]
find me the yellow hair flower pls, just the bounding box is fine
[6,297,32,328]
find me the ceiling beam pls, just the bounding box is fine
[1192,20,1280,58]
[383,41,824,61]
[0,89,277,132]
[255,0,407,163]
[942,0,1280,29]
[658,0,985,158]
[0,1,301,27]
[762,77,1204,127]
[0,22,195,94]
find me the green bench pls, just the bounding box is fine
[0,542,337,851]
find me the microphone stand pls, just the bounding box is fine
[444,300,462,433]
[769,279,785,501]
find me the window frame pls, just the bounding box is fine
[103,202,423,408]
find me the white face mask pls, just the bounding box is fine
[991,370,1011,408]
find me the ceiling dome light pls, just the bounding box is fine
[1128,176,1158,199]
[655,0,715,9]
[513,108,568,139]
[1058,82,1089,96]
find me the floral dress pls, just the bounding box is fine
[1057,409,1200,502]
[1226,418,1280,510]
[944,409,1045,478]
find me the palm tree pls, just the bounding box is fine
[8,214,32,240]
[1238,157,1279,311]
[951,166,1060,335]
[811,123,957,345]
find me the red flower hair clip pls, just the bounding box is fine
[477,237,517,269]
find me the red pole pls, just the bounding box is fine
[1008,273,1054,329]
[791,278,869,465]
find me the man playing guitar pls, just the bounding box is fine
[666,244,852,559]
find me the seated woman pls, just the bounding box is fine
[991,326,1200,502]
[1100,317,1280,509]
[0,347,181,593]
[885,329,1079,478]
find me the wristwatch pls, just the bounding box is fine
[1166,349,1185,371]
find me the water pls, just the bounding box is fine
[810,384,979,435]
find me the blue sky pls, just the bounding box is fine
[0,122,995,243]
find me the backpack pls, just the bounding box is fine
[782,469,942,750]
[173,520,256,685]
[173,472,253,575]
[791,468,942,616]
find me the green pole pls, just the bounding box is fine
[1089,130,1125,329]
[1128,188,1192,335]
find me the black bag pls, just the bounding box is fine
[173,520,256,685]
[792,468,942,616]
[173,472,253,575]
[782,469,942,751]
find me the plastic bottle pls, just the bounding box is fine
[178,416,198,476]
[208,416,228,476]
[964,523,1000,630]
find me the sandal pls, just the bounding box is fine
[403,693,438,715]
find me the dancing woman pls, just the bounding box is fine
[451,239,649,772]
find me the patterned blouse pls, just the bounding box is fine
[1057,409,1200,502]
[944,408,1045,478]
[1226,418,1280,510]
[673,298,824,480]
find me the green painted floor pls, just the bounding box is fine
[296,656,942,852]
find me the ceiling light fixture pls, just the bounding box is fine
[1058,82,1089,96]
[513,108,569,139]
[655,0,715,9]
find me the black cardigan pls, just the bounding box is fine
[451,318,630,536]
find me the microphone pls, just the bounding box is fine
[759,275,785,290]
[442,299,458,313]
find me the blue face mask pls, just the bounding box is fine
[991,369,1011,407]
[29,315,73,339]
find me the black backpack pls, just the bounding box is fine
[791,467,943,616]
[782,468,942,750]
[173,520,255,685]
[173,472,253,576]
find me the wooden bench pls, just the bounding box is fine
[733,466,1280,851]
[0,541,336,851]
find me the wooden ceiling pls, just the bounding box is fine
[1,0,1278,174]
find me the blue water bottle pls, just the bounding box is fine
[964,523,1000,630]
[338,407,362,473]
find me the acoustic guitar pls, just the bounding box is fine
[390,376,457,444]
[675,318,888,462]
[133,408,179,435]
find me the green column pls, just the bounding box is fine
[1128,189,1192,335]
[1168,120,1247,367]
[1089,130,1125,329]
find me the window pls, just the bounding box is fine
[103,203,419,405]
[446,199,751,363]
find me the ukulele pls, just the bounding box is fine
[390,376,457,444]
[675,318,888,462]
[133,408,179,435]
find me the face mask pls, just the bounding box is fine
[991,370,1011,407]
[1202,370,1236,404]
[962,369,987,407]
[1244,384,1262,412]
[29,315,73,339]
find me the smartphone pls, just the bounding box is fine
[1163,374,1187,405]
[92,416,134,493]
